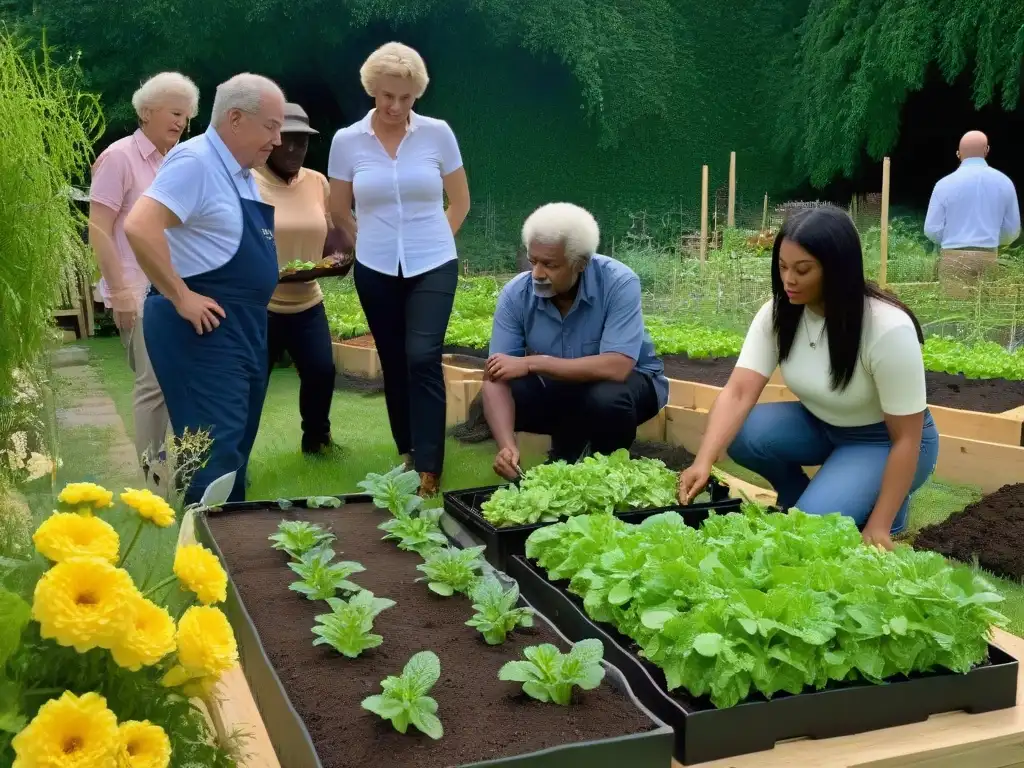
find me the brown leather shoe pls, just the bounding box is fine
[417,472,440,498]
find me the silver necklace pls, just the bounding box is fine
[802,312,826,349]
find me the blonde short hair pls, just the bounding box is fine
[522,203,601,267]
[360,42,429,98]
[132,72,200,120]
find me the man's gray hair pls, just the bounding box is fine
[210,73,285,126]
[522,202,601,267]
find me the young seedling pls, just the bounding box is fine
[288,546,365,600]
[498,638,605,705]
[358,466,423,516]
[379,507,448,556]
[361,650,444,739]
[415,545,486,597]
[312,590,396,658]
[268,520,336,559]
[465,576,535,645]
[306,496,344,509]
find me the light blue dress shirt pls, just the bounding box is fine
[924,158,1020,249]
[489,254,669,409]
[144,126,264,278]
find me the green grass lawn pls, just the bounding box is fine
[68,336,1024,635]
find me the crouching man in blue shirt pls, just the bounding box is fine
[482,202,669,480]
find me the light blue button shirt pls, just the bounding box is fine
[144,127,263,278]
[489,254,669,409]
[924,158,1021,249]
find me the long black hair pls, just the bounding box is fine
[771,205,924,391]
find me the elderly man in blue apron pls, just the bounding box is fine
[125,73,286,504]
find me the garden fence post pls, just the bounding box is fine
[700,164,709,264]
[879,157,891,287]
[761,192,768,232]
[727,151,736,228]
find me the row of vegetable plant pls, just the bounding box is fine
[323,279,1024,380]
[524,503,1007,709]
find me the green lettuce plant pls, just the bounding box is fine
[379,508,447,556]
[312,590,396,658]
[361,650,444,739]
[269,520,336,559]
[288,547,365,600]
[415,546,486,597]
[465,576,535,645]
[358,466,423,516]
[498,639,606,705]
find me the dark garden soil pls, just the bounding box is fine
[913,483,1024,580]
[661,354,1024,414]
[629,441,695,471]
[208,504,654,768]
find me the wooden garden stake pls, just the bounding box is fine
[761,192,768,232]
[879,157,891,287]
[700,164,709,264]
[727,151,736,228]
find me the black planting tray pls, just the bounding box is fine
[508,554,1019,765]
[443,477,739,571]
[194,494,675,768]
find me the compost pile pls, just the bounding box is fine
[914,483,1024,580]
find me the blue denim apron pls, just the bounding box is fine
[144,148,278,504]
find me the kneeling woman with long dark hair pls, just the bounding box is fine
[678,206,939,550]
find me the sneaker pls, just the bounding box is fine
[417,472,440,498]
[302,437,340,456]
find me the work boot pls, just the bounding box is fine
[417,472,440,498]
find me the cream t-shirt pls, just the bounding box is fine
[735,298,927,427]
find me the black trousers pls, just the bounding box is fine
[510,371,661,461]
[267,301,336,452]
[354,259,458,474]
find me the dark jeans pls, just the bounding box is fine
[510,371,660,461]
[354,259,458,474]
[267,301,336,452]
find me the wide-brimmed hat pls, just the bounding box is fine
[282,103,318,135]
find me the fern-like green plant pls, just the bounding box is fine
[288,546,365,600]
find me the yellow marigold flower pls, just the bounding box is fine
[120,488,176,528]
[57,482,114,512]
[173,544,227,605]
[110,595,176,671]
[11,690,119,768]
[118,720,171,768]
[32,557,137,653]
[32,512,120,564]
[161,606,237,688]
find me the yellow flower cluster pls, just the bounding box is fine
[161,606,238,694]
[11,691,169,768]
[110,596,177,672]
[32,512,120,564]
[57,482,114,512]
[173,544,227,605]
[120,488,176,528]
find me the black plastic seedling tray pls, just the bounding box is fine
[443,477,738,571]
[508,554,1019,765]
[194,494,675,768]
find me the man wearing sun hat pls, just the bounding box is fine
[254,102,352,455]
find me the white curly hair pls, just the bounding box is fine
[131,72,200,121]
[522,203,601,267]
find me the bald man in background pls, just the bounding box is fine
[924,131,1020,293]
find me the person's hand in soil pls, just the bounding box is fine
[861,522,895,551]
[494,444,520,481]
[486,353,530,382]
[678,463,710,504]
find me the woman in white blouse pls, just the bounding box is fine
[328,42,470,497]
[678,206,939,550]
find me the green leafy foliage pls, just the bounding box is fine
[922,337,1024,380]
[415,546,486,597]
[465,576,535,645]
[498,638,606,705]
[481,449,677,528]
[268,520,336,560]
[379,508,448,557]
[358,466,423,517]
[288,547,365,601]
[361,650,444,739]
[526,505,1006,709]
[306,496,344,509]
[312,590,396,658]
[283,259,316,271]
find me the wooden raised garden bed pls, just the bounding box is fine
[194,496,674,768]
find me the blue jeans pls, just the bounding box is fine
[728,402,939,534]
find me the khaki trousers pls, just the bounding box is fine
[121,299,169,489]
[937,249,999,298]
